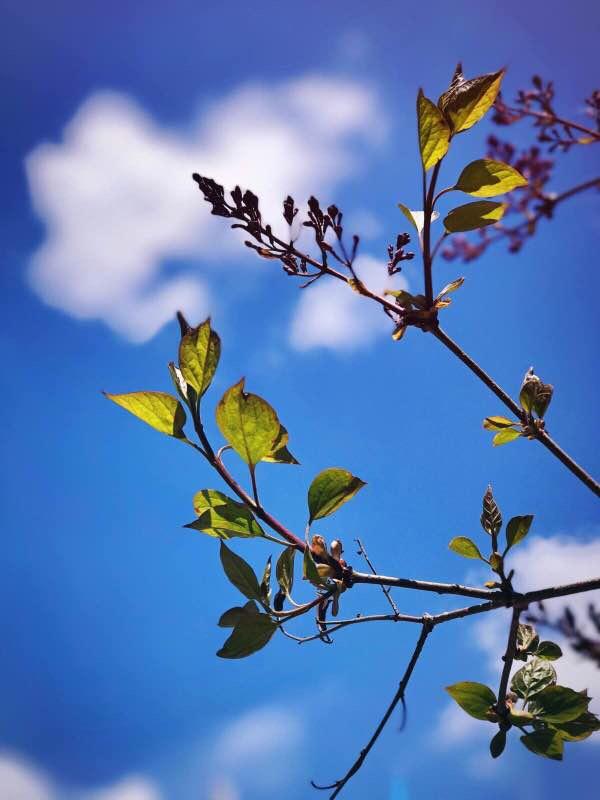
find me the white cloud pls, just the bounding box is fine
[289,254,407,351]
[434,535,600,749]
[83,776,162,800]
[25,76,385,342]
[0,753,53,800]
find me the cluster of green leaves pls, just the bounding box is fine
[484,367,554,446]
[446,622,600,760]
[448,486,532,586]
[106,318,365,658]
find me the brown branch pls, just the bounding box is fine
[355,538,400,615]
[500,104,600,141]
[497,606,522,717]
[351,570,498,600]
[312,620,434,799]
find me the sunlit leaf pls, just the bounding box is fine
[104,391,186,438]
[216,379,280,466]
[307,467,366,523]
[185,489,264,539]
[438,69,504,133]
[179,318,221,398]
[444,201,505,233]
[262,424,299,465]
[505,514,533,549]
[511,658,556,701]
[276,547,296,598]
[455,159,528,197]
[445,682,497,721]
[417,90,450,171]
[448,536,484,560]
[492,428,522,446]
[483,416,517,431]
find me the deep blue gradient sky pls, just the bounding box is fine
[2,2,599,799]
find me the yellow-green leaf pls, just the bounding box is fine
[262,424,299,465]
[216,379,280,466]
[307,467,366,523]
[505,514,533,549]
[417,89,450,171]
[455,159,528,197]
[445,681,497,721]
[444,201,505,233]
[492,428,522,446]
[448,536,484,560]
[439,69,504,133]
[483,416,517,431]
[185,489,264,539]
[178,318,221,398]
[104,391,186,438]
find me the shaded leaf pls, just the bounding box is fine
[551,712,600,742]
[439,69,504,133]
[260,556,272,603]
[536,641,563,661]
[217,612,277,659]
[520,730,563,760]
[444,201,505,233]
[483,416,517,431]
[445,682,497,721]
[516,623,539,660]
[218,600,259,628]
[436,277,464,300]
[303,545,327,586]
[448,536,484,560]
[481,486,502,537]
[417,90,450,171]
[186,489,264,539]
[506,515,533,549]
[219,541,262,601]
[307,467,366,523]
[455,159,528,197]
[490,729,506,759]
[216,379,280,466]
[104,391,186,438]
[179,318,221,398]
[511,658,556,700]
[168,362,197,409]
[528,685,590,723]
[276,547,296,598]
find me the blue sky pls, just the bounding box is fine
[2,1,599,798]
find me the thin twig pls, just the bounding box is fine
[500,104,600,140]
[355,538,400,614]
[312,620,434,799]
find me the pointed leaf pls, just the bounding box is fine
[217,612,277,659]
[528,685,590,723]
[444,201,505,233]
[520,730,563,760]
[535,641,563,661]
[490,729,506,758]
[179,318,221,397]
[308,467,366,523]
[439,69,504,133]
[551,712,600,742]
[483,416,517,431]
[218,600,259,628]
[260,555,272,602]
[216,379,280,466]
[436,277,464,300]
[262,424,299,465]
[397,204,439,236]
[493,428,522,446]
[104,391,186,438]
[417,90,450,171]
[219,541,262,601]
[276,547,296,597]
[455,159,528,197]
[186,489,264,539]
[481,486,502,537]
[506,515,533,549]
[445,682,497,721]
[511,658,556,701]
[448,536,484,560]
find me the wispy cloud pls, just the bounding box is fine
[25,76,385,342]
[289,255,406,351]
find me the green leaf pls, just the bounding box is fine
[186,489,264,539]
[435,277,464,301]
[444,201,505,233]
[483,416,517,431]
[528,685,590,723]
[511,658,556,701]
[455,159,528,197]
[217,612,277,659]
[535,641,563,661]
[179,317,221,398]
[492,428,522,446]
[520,730,563,761]
[397,204,439,236]
[417,90,450,171]
[445,682,497,721]
[516,623,539,660]
[551,712,600,742]
[168,362,197,409]
[218,600,259,628]
[307,467,366,523]
[216,379,280,467]
[506,515,533,549]
[438,68,504,133]
[489,553,503,573]
[260,555,272,603]
[276,547,296,598]
[303,544,327,586]
[534,382,554,419]
[448,536,484,560]
[490,729,506,759]
[398,203,419,233]
[262,424,299,465]
[219,541,262,601]
[481,486,502,537]
[104,391,186,438]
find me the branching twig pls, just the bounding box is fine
[355,538,400,615]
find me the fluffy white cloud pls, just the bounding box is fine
[435,535,600,749]
[25,76,384,342]
[289,254,407,351]
[83,776,162,800]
